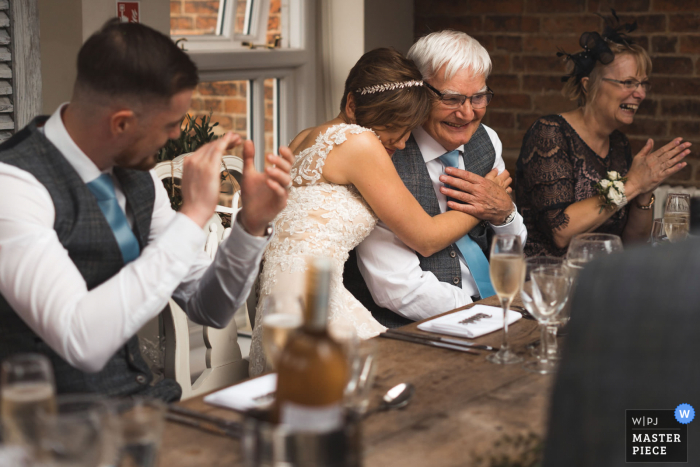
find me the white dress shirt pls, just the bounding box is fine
[356,125,527,321]
[0,104,269,372]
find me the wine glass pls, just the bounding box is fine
[650,218,668,247]
[664,193,690,243]
[260,293,303,370]
[564,233,622,325]
[0,354,56,448]
[486,234,525,365]
[522,265,572,374]
[521,257,565,360]
[35,395,105,467]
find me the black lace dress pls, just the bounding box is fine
[515,115,632,258]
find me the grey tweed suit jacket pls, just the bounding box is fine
[344,125,496,328]
[543,240,700,466]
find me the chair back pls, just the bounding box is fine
[143,153,249,400]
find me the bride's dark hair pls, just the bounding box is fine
[340,48,432,134]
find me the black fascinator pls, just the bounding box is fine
[557,9,637,84]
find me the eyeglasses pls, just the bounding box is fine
[424,82,494,109]
[601,78,652,92]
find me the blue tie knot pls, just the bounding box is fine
[439,150,461,169]
[87,174,117,201]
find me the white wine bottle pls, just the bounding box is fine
[274,257,349,432]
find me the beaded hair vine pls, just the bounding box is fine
[557,9,637,84]
[357,80,423,95]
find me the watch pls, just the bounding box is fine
[497,204,517,226]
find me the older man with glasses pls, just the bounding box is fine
[344,30,527,328]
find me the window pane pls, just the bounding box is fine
[234,0,253,35]
[170,0,223,36]
[267,0,281,47]
[264,78,279,157]
[188,79,249,158]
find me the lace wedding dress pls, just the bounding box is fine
[248,124,387,376]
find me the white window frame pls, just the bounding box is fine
[174,0,316,171]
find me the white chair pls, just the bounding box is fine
[146,154,249,400]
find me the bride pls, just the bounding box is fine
[249,48,485,375]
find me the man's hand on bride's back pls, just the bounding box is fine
[238,143,294,236]
[438,167,513,225]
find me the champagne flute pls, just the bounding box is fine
[522,265,572,374]
[521,257,565,360]
[486,234,525,365]
[260,293,303,370]
[0,354,56,448]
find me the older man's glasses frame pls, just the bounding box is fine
[424,82,494,109]
[601,78,652,92]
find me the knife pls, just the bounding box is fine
[386,328,498,351]
[379,331,480,355]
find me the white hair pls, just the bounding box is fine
[407,30,492,82]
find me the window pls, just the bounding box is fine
[170,0,312,170]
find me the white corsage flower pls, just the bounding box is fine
[609,188,623,205]
[594,171,628,213]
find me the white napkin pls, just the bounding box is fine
[203,373,277,412]
[417,304,522,339]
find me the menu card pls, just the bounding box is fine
[417,304,521,338]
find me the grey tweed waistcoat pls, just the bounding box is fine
[344,124,496,328]
[0,117,181,401]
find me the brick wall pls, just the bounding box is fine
[170,0,282,156]
[415,0,700,187]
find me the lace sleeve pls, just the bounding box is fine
[518,118,577,235]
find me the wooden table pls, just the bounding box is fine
[160,296,554,466]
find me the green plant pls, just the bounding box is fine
[156,112,238,224]
[157,112,220,162]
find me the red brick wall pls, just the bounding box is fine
[415,0,700,187]
[170,0,282,156]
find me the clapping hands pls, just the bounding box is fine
[238,142,294,236]
[178,132,294,235]
[625,137,691,198]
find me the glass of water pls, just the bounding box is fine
[106,397,166,467]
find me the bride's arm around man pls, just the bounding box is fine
[347,30,527,328]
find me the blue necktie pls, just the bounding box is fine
[87,174,140,264]
[438,150,496,298]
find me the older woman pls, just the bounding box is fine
[516,20,691,257]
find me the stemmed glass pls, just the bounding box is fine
[522,265,572,374]
[35,395,105,467]
[664,193,690,243]
[566,233,623,284]
[486,234,526,365]
[260,293,303,370]
[650,218,667,246]
[521,257,565,360]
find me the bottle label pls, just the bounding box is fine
[280,402,344,433]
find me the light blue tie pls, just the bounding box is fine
[87,174,140,264]
[438,150,496,298]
